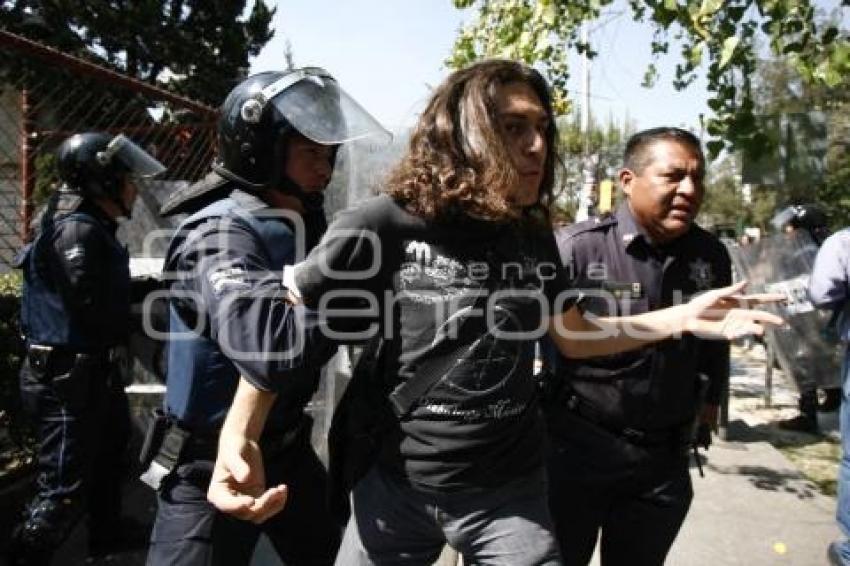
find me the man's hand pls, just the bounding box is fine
[685,281,785,340]
[207,434,287,524]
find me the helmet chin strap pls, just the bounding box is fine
[214,160,326,211]
[82,178,132,220]
[112,198,132,219]
[111,185,133,219]
[276,174,325,211]
[213,162,266,191]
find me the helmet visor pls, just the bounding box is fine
[265,68,391,146]
[98,134,166,179]
[770,207,796,232]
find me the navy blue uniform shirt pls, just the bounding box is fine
[163,189,332,432]
[18,197,130,350]
[551,203,731,432]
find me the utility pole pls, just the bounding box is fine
[576,22,597,222]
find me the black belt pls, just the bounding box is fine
[26,343,120,369]
[26,344,121,372]
[558,392,690,448]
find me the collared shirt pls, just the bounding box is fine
[551,204,732,432]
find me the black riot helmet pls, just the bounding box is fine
[214,68,390,196]
[56,132,166,215]
[771,203,830,245]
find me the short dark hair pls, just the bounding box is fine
[384,59,557,225]
[623,127,703,174]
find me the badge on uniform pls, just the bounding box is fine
[688,259,714,290]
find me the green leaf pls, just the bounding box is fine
[824,67,843,88]
[641,63,659,88]
[719,36,740,69]
[688,42,704,66]
[664,0,677,11]
[822,26,839,44]
[699,0,723,16]
[533,33,552,56]
[707,140,725,158]
[541,1,557,26]
[782,42,803,54]
[727,6,746,22]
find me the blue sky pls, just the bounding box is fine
[251,1,473,129]
[250,1,837,134]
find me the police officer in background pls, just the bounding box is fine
[545,127,731,566]
[772,203,840,432]
[9,132,165,564]
[144,68,389,565]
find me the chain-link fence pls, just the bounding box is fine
[0,29,218,269]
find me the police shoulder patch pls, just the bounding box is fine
[688,258,715,290]
[64,244,85,263]
[556,214,616,243]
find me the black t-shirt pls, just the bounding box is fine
[295,195,572,491]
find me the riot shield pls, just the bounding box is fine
[727,230,842,393]
[308,129,410,463]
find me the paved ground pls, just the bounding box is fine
[1,343,842,565]
[663,437,840,566]
[589,343,843,566]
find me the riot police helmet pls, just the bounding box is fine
[56,132,166,202]
[215,68,390,194]
[771,203,830,245]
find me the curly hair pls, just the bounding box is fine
[384,59,557,226]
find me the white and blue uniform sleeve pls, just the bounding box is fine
[808,230,850,308]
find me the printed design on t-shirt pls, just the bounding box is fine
[398,238,545,421]
[688,258,714,290]
[418,304,528,421]
[400,240,484,298]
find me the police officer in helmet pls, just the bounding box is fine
[145,68,389,565]
[772,203,830,246]
[9,132,165,564]
[772,203,838,431]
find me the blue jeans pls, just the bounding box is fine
[335,464,562,565]
[836,348,850,564]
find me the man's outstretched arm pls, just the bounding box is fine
[549,281,785,359]
[207,377,285,523]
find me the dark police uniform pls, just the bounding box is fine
[146,187,338,566]
[545,204,731,566]
[13,195,132,560]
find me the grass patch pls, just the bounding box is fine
[776,438,841,496]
